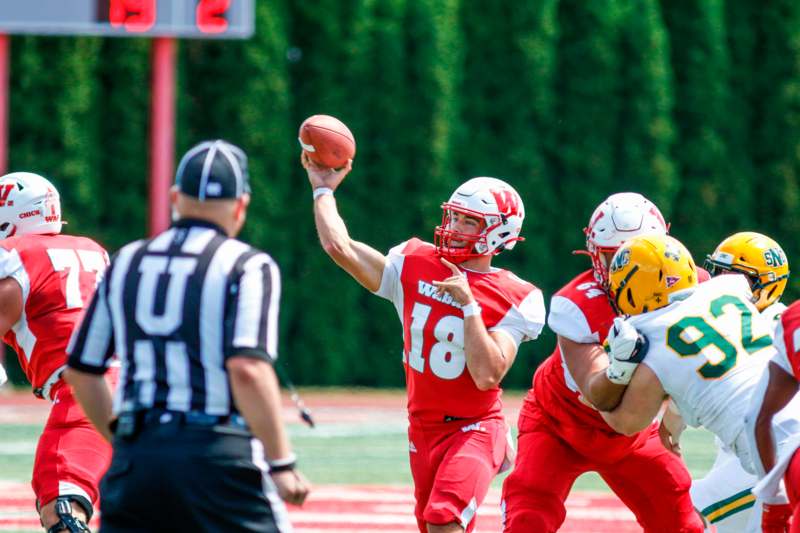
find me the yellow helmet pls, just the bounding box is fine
[608,234,699,315]
[704,232,789,311]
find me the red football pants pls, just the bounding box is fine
[785,449,800,532]
[502,406,703,532]
[409,416,508,533]
[32,371,116,513]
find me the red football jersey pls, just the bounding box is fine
[375,238,545,424]
[525,267,713,431]
[0,233,109,396]
[525,270,625,429]
[773,300,800,381]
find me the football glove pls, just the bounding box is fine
[605,317,649,385]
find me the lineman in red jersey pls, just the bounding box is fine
[751,301,800,531]
[501,192,706,532]
[0,172,113,533]
[303,155,545,533]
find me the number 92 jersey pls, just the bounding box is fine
[0,234,109,394]
[375,238,546,423]
[628,275,774,449]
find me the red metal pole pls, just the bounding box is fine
[148,37,176,236]
[0,34,9,175]
[0,34,8,376]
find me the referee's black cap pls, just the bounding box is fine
[175,140,251,201]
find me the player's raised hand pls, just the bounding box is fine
[433,257,475,306]
[301,152,352,192]
[605,317,649,385]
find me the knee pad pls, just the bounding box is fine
[44,497,91,533]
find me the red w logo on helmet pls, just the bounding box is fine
[492,189,520,216]
[0,184,13,207]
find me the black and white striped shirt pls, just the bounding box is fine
[67,218,281,416]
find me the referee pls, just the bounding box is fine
[64,140,309,532]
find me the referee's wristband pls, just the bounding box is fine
[462,301,481,318]
[312,187,334,200]
[269,453,297,473]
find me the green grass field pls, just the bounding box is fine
[0,411,718,488]
[0,389,720,533]
[285,418,718,490]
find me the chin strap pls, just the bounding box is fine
[46,498,90,533]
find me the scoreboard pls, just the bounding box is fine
[0,0,254,39]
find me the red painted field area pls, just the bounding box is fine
[0,482,639,532]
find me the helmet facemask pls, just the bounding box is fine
[434,205,493,263]
[583,238,621,289]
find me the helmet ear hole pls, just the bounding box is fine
[658,270,663,281]
[0,223,8,231]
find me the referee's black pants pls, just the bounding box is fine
[99,415,290,533]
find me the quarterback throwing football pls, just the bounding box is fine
[303,155,545,533]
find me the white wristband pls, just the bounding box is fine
[268,452,297,468]
[313,187,334,200]
[462,301,481,318]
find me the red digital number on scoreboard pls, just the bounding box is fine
[196,0,231,34]
[109,0,156,33]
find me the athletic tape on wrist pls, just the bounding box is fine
[462,301,481,317]
[313,187,334,200]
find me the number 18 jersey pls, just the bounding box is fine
[0,233,109,395]
[375,238,546,424]
[629,275,774,448]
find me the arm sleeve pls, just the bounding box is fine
[372,241,407,305]
[489,289,546,347]
[547,295,599,343]
[67,274,115,374]
[227,253,281,362]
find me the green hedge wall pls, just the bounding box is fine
[5,2,800,389]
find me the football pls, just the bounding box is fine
[298,115,356,169]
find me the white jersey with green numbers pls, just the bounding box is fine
[628,275,775,453]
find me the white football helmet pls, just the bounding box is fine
[0,172,63,239]
[582,192,667,286]
[434,177,524,263]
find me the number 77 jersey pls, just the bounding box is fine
[0,233,109,396]
[628,274,776,452]
[374,239,546,424]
